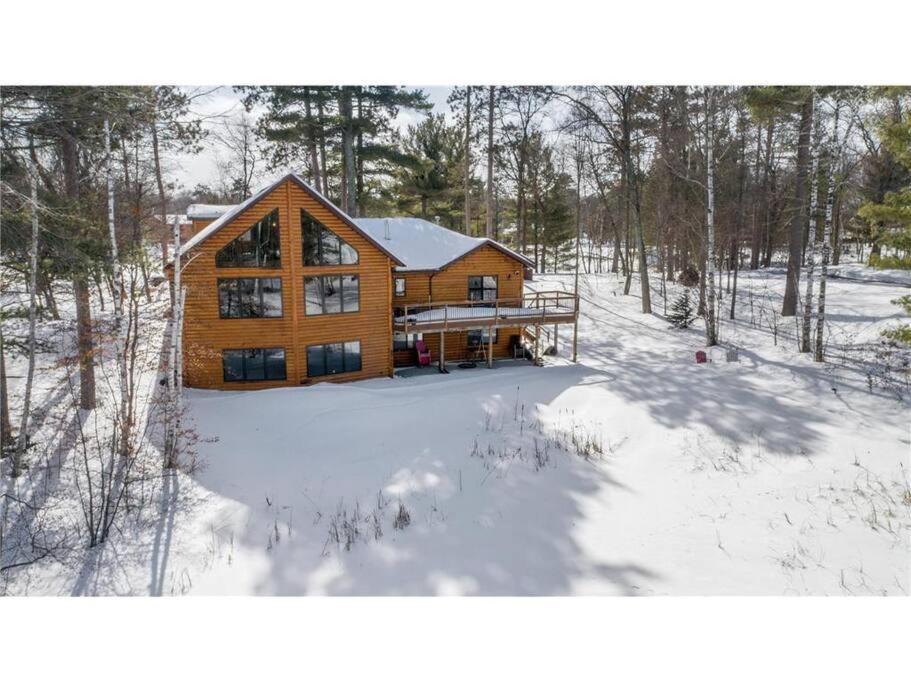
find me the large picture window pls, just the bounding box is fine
[304,274,359,315]
[222,348,286,382]
[468,275,498,301]
[218,278,283,318]
[302,210,358,266]
[306,341,362,377]
[216,209,281,268]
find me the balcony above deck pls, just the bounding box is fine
[394,291,578,334]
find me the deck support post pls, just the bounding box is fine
[553,324,558,355]
[439,330,446,373]
[534,323,540,366]
[572,294,579,362]
[487,325,494,369]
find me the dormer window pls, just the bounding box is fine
[216,209,281,268]
[302,210,358,266]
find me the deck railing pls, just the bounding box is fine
[396,290,578,334]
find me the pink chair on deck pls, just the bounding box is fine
[415,340,431,367]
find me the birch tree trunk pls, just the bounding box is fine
[704,87,718,346]
[165,215,183,469]
[800,92,821,353]
[815,102,841,363]
[486,86,495,239]
[150,101,170,271]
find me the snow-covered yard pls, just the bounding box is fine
[2,263,909,595]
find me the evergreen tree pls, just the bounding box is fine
[668,289,696,329]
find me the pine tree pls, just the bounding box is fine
[668,289,696,329]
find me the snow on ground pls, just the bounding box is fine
[2,262,909,595]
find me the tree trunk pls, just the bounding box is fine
[303,87,322,193]
[339,88,357,216]
[815,103,841,363]
[0,327,12,452]
[150,101,170,271]
[801,95,821,353]
[13,168,42,476]
[704,88,718,346]
[464,86,472,234]
[782,92,814,316]
[105,120,131,458]
[486,86,495,239]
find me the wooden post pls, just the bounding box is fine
[534,323,540,366]
[487,326,494,368]
[553,324,558,355]
[572,293,579,362]
[439,330,446,373]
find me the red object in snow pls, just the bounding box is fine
[415,340,431,367]
[695,350,707,364]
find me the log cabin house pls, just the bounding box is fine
[168,173,578,390]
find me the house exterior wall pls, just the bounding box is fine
[175,178,394,390]
[392,244,526,367]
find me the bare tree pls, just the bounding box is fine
[214,112,259,201]
[11,165,42,477]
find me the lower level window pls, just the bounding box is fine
[468,329,497,346]
[222,348,286,382]
[307,340,361,377]
[393,332,423,351]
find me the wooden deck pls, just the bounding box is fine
[394,290,578,334]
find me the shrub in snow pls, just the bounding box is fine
[677,265,700,288]
[393,501,411,530]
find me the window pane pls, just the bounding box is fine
[468,276,482,289]
[341,241,359,265]
[216,210,280,267]
[302,215,320,266]
[236,278,258,316]
[305,277,323,315]
[483,276,497,289]
[261,278,283,317]
[218,280,237,317]
[394,278,405,296]
[235,229,259,267]
[244,348,265,380]
[393,332,408,351]
[258,212,281,267]
[344,341,362,372]
[222,350,245,381]
[264,348,286,380]
[341,275,359,313]
[307,345,326,377]
[323,276,342,314]
[325,343,345,374]
[321,230,341,265]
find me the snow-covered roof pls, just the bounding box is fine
[354,217,534,272]
[187,203,235,220]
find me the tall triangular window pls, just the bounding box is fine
[216,209,281,268]
[302,210,358,266]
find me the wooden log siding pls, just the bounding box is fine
[392,244,525,367]
[177,178,394,389]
